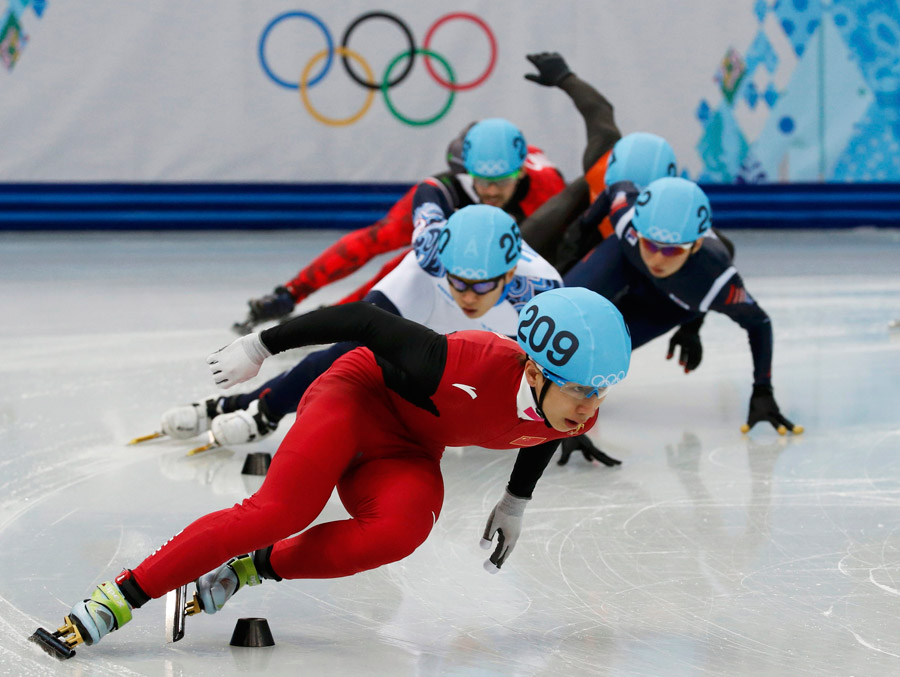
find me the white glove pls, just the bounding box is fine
[480,488,530,574]
[207,333,272,388]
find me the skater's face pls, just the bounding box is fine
[447,269,515,319]
[524,360,604,433]
[472,172,520,208]
[638,236,703,278]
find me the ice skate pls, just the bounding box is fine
[157,395,240,441]
[30,581,134,660]
[195,554,262,615]
[165,583,201,643]
[208,399,278,447]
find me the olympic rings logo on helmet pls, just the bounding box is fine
[447,266,490,280]
[258,10,497,127]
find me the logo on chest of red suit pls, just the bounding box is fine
[510,435,547,446]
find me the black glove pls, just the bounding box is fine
[743,384,804,435]
[557,436,622,467]
[666,316,704,373]
[247,286,295,323]
[524,52,573,87]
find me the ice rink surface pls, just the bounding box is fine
[0,228,898,676]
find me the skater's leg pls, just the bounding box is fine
[270,453,444,579]
[132,381,373,599]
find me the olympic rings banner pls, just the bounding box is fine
[258,10,497,128]
[2,0,898,183]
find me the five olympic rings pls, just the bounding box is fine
[258,10,497,127]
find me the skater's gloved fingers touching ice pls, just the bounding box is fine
[480,489,530,573]
[557,436,621,467]
[743,384,803,435]
[207,333,272,388]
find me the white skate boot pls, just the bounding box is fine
[160,396,238,440]
[209,399,278,446]
[196,554,262,614]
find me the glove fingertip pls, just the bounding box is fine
[483,560,501,574]
[479,538,492,550]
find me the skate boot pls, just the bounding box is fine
[30,571,150,659]
[195,554,262,615]
[209,398,279,447]
[160,395,241,440]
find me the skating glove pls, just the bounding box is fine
[524,52,573,87]
[557,436,622,467]
[480,489,530,573]
[666,316,704,373]
[207,333,272,388]
[248,286,295,323]
[743,384,804,435]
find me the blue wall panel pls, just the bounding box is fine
[0,183,897,231]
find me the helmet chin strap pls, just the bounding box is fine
[529,375,554,429]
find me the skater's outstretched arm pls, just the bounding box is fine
[524,51,620,173]
[209,303,448,397]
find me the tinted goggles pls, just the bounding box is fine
[638,236,693,257]
[471,170,521,191]
[446,272,505,295]
[541,367,609,401]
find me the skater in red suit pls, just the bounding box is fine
[31,288,632,659]
[238,113,567,332]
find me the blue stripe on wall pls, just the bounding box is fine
[0,183,898,230]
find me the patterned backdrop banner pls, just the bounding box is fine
[1,0,898,183]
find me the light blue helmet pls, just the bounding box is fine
[462,118,527,178]
[438,204,521,279]
[605,132,677,188]
[517,287,631,395]
[632,177,712,244]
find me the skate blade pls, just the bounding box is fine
[127,432,165,445]
[29,627,76,660]
[186,442,218,456]
[166,585,201,643]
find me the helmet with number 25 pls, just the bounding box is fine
[437,204,521,280]
[516,287,631,399]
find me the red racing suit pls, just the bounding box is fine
[132,304,590,596]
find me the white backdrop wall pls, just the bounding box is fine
[2,0,897,183]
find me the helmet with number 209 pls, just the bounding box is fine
[438,204,521,280]
[516,287,631,397]
[632,177,712,245]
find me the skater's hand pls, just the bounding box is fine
[480,489,530,573]
[558,436,622,467]
[207,333,272,388]
[248,286,295,323]
[666,317,704,373]
[742,384,804,435]
[524,52,573,87]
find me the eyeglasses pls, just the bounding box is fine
[540,367,609,401]
[638,236,693,257]
[446,272,505,295]
[471,170,521,191]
